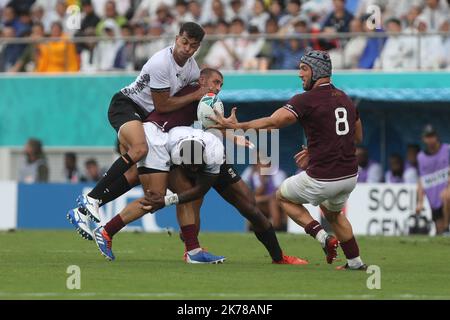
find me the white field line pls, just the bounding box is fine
[0,292,448,299]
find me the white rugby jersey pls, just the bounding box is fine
[121,46,200,113]
[167,126,225,174]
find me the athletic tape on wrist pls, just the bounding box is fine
[164,194,179,206]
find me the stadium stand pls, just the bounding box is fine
[1,0,449,72]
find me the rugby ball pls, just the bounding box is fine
[197,93,224,129]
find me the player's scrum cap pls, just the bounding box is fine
[300,50,332,81]
[422,124,438,137]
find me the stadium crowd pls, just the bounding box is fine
[0,0,449,72]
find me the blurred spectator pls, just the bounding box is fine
[96,18,124,70]
[381,0,422,22]
[5,0,35,14]
[96,0,128,36]
[215,18,229,35]
[187,0,202,23]
[79,27,99,72]
[320,0,354,50]
[322,0,354,33]
[240,25,267,70]
[404,143,420,183]
[18,138,49,183]
[357,14,386,69]
[402,5,421,33]
[258,17,283,69]
[415,17,445,70]
[279,0,302,29]
[152,3,177,34]
[1,0,449,72]
[194,22,216,67]
[201,0,228,25]
[268,0,285,23]
[132,22,151,70]
[132,0,174,23]
[8,22,45,72]
[385,153,404,183]
[92,0,131,18]
[416,124,450,235]
[416,0,449,32]
[301,0,334,19]
[242,156,288,231]
[114,23,134,70]
[374,18,416,70]
[81,158,104,182]
[64,152,81,183]
[0,26,23,71]
[249,0,270,32]
[33,0,59,17]
[204,18,253,70]
[2,5,30,36]
[147,22,169,55]
[227,0,248,23]
[79,0,101,34]
[329,17,367,69]
[30,3,47,29]
[440,21,450,69]
[273,20,310,70]
[173,0,192,29]
[356,146,383,183]
[35,21,79,72]
[45,0,79,35]
[16,8,33,36]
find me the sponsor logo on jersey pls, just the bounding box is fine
[421,168,449,189]
[228,168,237,178]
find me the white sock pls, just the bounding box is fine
[316,229,328,248]
[188,248,202,255]
[347,256,364,268]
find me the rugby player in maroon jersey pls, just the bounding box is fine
[212,50,367,270]
[70,68,306,265]
[143,68,306,264]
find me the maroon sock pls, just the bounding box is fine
[304,220,324,239]
[180,224,200,251]
[341,237,360,259]
[104,215,125,238]
[179,225,200,244]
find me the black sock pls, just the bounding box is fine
[98,175,134,207]
[254,225,283,262]
[88,154,134,200]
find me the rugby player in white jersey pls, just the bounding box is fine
[75,22,210,223]
[93,125,227,263]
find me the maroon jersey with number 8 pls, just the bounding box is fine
[283,84,358,181]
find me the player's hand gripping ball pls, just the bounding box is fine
[197,93,224,129]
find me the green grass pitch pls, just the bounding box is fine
[0,230,449,300]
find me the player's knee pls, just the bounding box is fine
[124,168,139,186]
[275,189,285,202]
[240,195,257,215]
[129,143,149,161]
[321,205,339,223]
[441,189,450,202]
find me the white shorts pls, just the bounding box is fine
[137,122,170,172]
[279,171,357,212]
